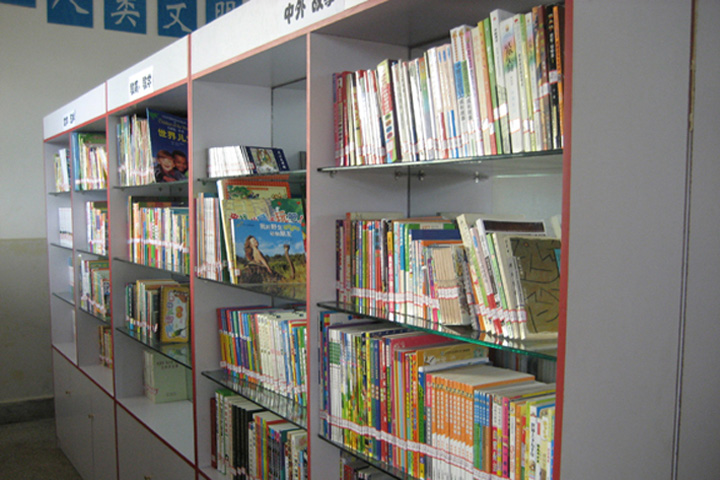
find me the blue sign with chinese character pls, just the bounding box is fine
[158,0,196,37]
[105,0,146,34]
[47,0,93,27]
[1,0,36,8]
[205,0,240,23]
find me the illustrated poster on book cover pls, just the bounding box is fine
[231,219,306,285]
[147,109,189,183]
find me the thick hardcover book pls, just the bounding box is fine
[143,350,189,403]
[159,285,190,343]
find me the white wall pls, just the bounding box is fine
[0,0,175,404]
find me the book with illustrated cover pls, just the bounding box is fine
[508,235,561,338]
[231,218,305,285]
[146,109,189,183]
[159,285,190,343]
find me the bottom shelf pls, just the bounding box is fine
[118,396,195,463]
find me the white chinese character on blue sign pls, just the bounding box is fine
[159,0,196,37]
[105,0,146,34]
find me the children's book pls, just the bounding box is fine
[231,218,306,285]
[146,109,189,183]
[159,285,190,343]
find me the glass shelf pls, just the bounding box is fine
[202,369,307,429]
[50,242,73,251]
[317,301,558,361]
[113,257,190,279]
[116,325,192,368]
[48,190,71,197]
[318,434,415,480]
[196,275,306,303]
[78,307,111,325]
[52,291,75,306]
[74,188,108,194]
[76,248,108,258]
[318,150,563,178]
[113,179,189,192]
[197,170,307,185]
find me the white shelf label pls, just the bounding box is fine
[62,110,77,129]
[128,66,155,100]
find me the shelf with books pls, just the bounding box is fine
[318,149,562,178]
[318,301,557,361]
[116,325,192,369]
[202,369,307,429]
[112,257,191,281]
[320,434,413,480]
[196,276,307,303]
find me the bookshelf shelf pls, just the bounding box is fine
[318,150,563,178]
[78,307,111,325]
[112,179,189,192]
[50,242,73,251]
[197,170,307,186]
[196,276,306,303]
[202,369,307,429]
[52,291,75,306]
[76,248,108,259]
[48,191,71,197]
[116,325,192,369]
[318,434,416,480]
[318,301,558,361]
[113,257,191,280]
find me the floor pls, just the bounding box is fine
[0,417,82,479]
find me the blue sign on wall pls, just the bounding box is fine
[105,0,146,34]
[0,0,36,8]
[47,0,93,28]
[205,0,240,24]
[158,0,196,37]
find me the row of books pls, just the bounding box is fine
[53,148,71,192]
[320,313,555,479]
[79,259,110,320]
[213,389,308,480]
[58,207,73,248]
[333,4,563,167]
[72,132,108,191]
[336,212,560,340]
[85,201,108,255]
[208,145,290,178]
[218,307,307,406]
[117,109,189,186]
[98,325,113,368]
[196,178,305,286]
[128,196,190,275]
[125,279,190,345]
